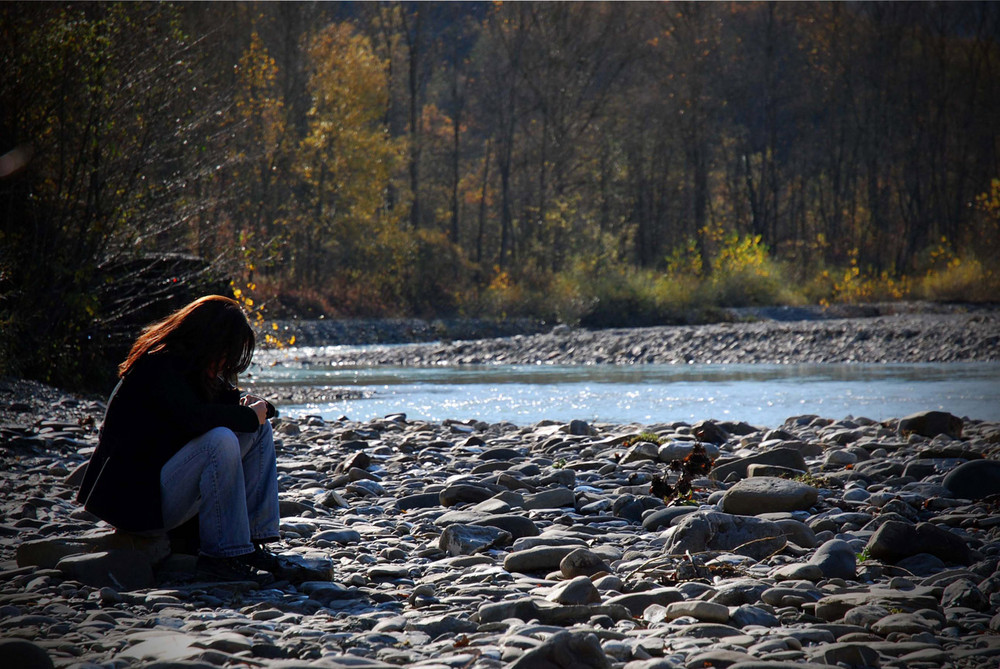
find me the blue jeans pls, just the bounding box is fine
[159,421,279,558]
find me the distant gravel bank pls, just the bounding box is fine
[294,306,999,368]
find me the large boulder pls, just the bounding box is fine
[503,545,579,573]
[472,514,540,539]
[438,524,511,556]
[943,459,1000,500]
[709,448,808,482]
[17,529,170,570]
[546,575,602,605]
[0,639,53,669]
[664,511,787,561]
[509,631,610,669]
[898,410,963,439]
[808,539,857,580]
[56,550,154,591]
[721,476,818,515]
[865,520,971,565]
[560,548,611,578]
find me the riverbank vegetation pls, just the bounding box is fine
[2,2,999,390]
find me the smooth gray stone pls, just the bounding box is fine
[479,447,523,461]
[657,600,731,624]
[808,538,857,579]
[503,545,578,573]
[871,610,942,635]
[941,577,989,611]
[711,581,770,606]
[853,459,905,479]
[943,459,1000,500]
[814,586,942,622]
[435,510,489,526]
[470,497,513,514]
[523,487,576,510]
[439,523,511,556]
[843,604,890,628]
[56,549,153,591]
[403,613,478,638]
[0,639,53,669]
[746,463,806,478]
[476,597,630,625]
[760,585,823,607]
[709,448,808,482]
[603,587,684,616]
[313,529,362,544]
[865,520,971,565]
[673,623,745,638]
[509,630,609,669]
[511,536,587,551]
[641,505,700,531]
[665,511,787,560]
[773,518,817,549]
[396,493,440,510]
[560,547,611,578]
[806,642,880,668]
[439,484,494,507]
[298,581,365,602]
[729,604,779,628]
[16,529,170,569]
[721,476,818,515]
[546,575,601,605]
[472,514,540,539]
[898,410,963,438]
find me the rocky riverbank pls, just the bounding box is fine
[2,374,1000,669]
[290,308,999,368]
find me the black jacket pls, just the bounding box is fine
[76,352,262,532]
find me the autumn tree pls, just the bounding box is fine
[216,30,294,285]
[294,22,405,310]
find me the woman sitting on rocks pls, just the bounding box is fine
[76,295,291,581]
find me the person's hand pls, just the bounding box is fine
[248,400,268,425]
[241,395,268,425]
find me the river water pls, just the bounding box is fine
[250,348,1000,427]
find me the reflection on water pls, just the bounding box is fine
[249,354,1000,427]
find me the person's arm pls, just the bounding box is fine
[132,355,261,441]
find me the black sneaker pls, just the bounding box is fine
[195,554,259,582]
[240,545,314,583]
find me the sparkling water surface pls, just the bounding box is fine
[250,348,1000,428]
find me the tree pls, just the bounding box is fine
[0,3,226,388]
[294,22,405,308]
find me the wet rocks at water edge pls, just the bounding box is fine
[4,381,1000,669]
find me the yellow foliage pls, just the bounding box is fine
[919,256,998,303]
[665,238,703,277]
[229,279,294,349]
[819,249,911,304]
[710,233,771,278]
[293,21,405,288]
[701,233,796,307]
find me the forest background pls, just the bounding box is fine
[2,1,999,391]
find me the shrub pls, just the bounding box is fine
[918,256,999,303]
[691,233,803,308]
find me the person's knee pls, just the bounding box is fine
[205,427,241,463]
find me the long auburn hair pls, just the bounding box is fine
[119,295,256,389]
